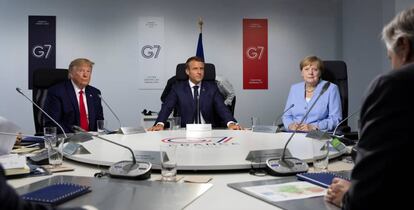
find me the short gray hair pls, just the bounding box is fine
[382,7,414,52]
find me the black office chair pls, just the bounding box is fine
[32,68,68,135]
[322,60,350,133]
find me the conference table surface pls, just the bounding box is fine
[8,129,353,210]
[64,129,346,170]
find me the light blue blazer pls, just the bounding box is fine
[282,80,342,131]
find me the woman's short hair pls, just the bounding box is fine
[382,7,414,52]
[299,56,324,72]
[69,58,94,71]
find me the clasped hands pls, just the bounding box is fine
[288,122,318,132]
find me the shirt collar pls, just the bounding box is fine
[188,80,202,88]
[71,80,85,93]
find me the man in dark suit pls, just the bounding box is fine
[325,6,414,209]
[149,56,241,131]
[44,58,104,133]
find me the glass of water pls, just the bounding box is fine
[160,144,177,181]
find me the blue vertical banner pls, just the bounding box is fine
[28,16,56,89]
[196,33,204,61]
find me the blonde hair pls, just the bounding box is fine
[68,58,94,71]
[382,7,414,52]
[299,56,324,72]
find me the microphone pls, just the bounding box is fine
[332,109,360,137]
[266,82,331,176]
[16,87,67,139]
[272,104,295,127]
[196,95,200,124]
[252,104,295,133]
[98,94,122,128]
[72,125,151,179]
[98,94,145,135]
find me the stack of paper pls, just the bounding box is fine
[0,154,30,176]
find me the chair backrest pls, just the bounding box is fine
[321,60,350,132]
[32,68,68,135]
[175,63,216,81]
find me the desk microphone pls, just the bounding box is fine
[98,94,122,128]
[252,104,295,133]
[72,125,151,179]
[332,109,360,137]
[16,87,67,139]
[196,95,201,124]
[98,94,145,135]
[272,104,295,127]
[267,82,331,176]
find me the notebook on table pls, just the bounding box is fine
[296,172,350,188]
[21,182,91,205]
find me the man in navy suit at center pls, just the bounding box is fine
[149,56,242,131]
[44,58,104,133]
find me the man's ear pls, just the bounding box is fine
[396,37,412,63]
[185,68,189,76]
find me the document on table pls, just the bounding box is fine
[242,181,326,202]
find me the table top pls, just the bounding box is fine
[8,159,353,210]
[65,130,346,170]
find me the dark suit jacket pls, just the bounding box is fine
[342,64,414,209]
[0,164,83,210]
[44,80,104,133]
[156,80,236,127]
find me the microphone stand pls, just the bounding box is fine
[98,94,145,135]
[267,82,330,175]
[16,87,67,139]
[72,125,151,179]
[252,105,295,133]
[196,95,200,124]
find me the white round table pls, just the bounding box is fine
[65,130,345,170]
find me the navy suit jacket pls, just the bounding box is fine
[44,80,104,133]
[156,80,236,127]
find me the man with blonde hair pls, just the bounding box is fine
[44,58,104,133]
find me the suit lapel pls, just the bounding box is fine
[85,86,95,127]
[199,82,208,112]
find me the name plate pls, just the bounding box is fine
[186,124,212,131]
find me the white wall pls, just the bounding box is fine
[396,0,414,12]
[2,0,405,134]
[0,0,343,133]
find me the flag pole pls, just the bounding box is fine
[198,17,203,33]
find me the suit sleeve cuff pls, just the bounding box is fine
[227,121,238,127]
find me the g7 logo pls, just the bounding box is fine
[141,45,161,59]
[246,46,265,60]
[32,44,52,59]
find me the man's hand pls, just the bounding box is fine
[228,123,242,130]
[324,178,351,207]
[148,124,164,131]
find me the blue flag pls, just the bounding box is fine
[196,33,204,61]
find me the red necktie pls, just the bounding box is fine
[79,90,89,131]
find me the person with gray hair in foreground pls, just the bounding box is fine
[325,6,414,209]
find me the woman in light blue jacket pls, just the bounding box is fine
[282,56,342,132]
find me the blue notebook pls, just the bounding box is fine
[296,172,350,188]
[21,182,91,205]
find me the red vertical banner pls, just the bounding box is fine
[243,19,268,89]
